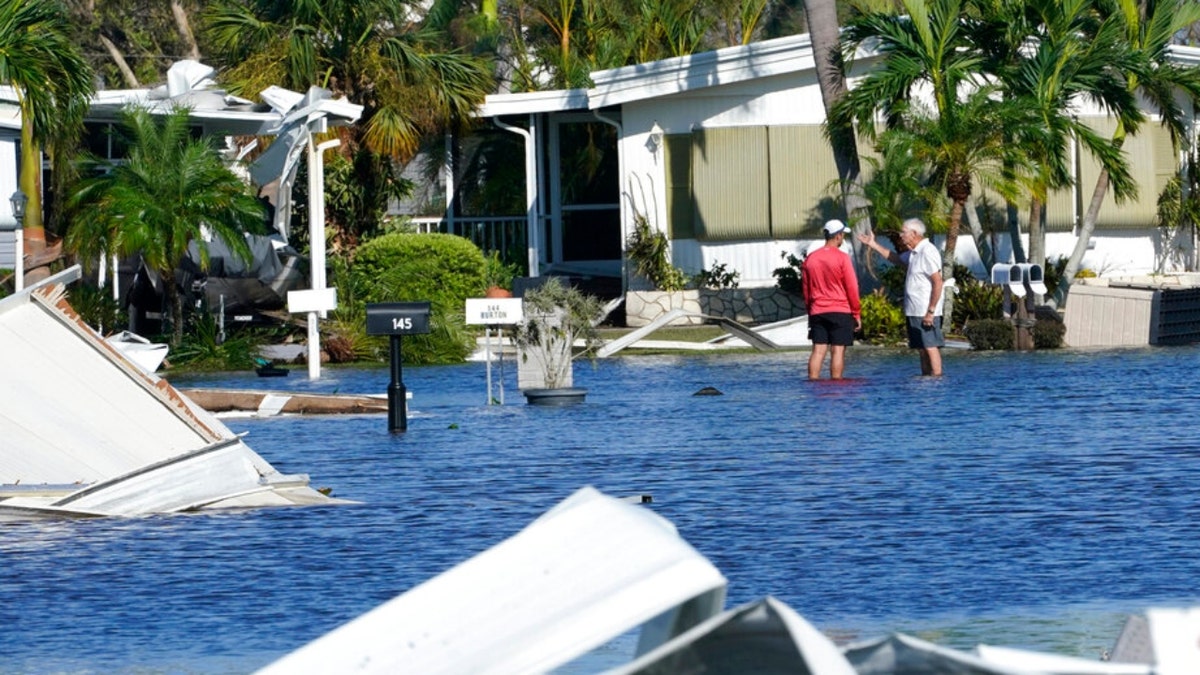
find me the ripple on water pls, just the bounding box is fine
[5,346,1200,672]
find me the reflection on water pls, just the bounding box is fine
[5,345,1200,672]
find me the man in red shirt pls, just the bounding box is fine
[801,220,862,380]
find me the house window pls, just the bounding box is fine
[665,125,840,242]
[1036,119,1174,232]
[690,126,770,240]
[1077,118,1175,231]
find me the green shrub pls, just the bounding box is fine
[951,276,1003,331]
[860,289,906,345]
[350,232,487,364]
[1032,318,1066,349]
[773,251,803,296]
[626,211,686,291]
[68,282,126,334]
[484,250,523,291]
[692,260,740,289]
[964,319,1013,351]
[170,311,263,371]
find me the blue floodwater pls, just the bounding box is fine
[5,345,1200,673]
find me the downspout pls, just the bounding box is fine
[593,109,626,293]
[444,132,455,236]
[495,115,540,276]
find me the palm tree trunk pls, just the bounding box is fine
[1006,198,1026,263]
[98,35,140,87]
[963,194,994,270]
[164,270,184,347]
[1027,196,1047,304]
[803,0,873,281]
[1052,167,1109,308]
[1027,196,1045,271]
[171,1,201,61]
[19,97,49,282]
[943,197,965,326]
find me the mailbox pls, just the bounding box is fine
[991,264,1026,298]
[366,302,432,336]
[1018,263,1047,295]
[366,301,432,432]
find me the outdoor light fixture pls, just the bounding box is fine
[10,189,26,225]
[646,121,664,155]
[7,189,24,291]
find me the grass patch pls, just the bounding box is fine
[596,324,730,343]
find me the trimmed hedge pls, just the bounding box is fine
[1033,318,1066,349]
[349,232,488,364]
[964,319,1013,350]
[964,317,1067,350]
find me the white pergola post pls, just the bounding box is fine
[301,123,341,379]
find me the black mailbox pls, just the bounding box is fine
[366,301,432,432]
[366,302,432,336]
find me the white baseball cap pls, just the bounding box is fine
[823,219,849,237]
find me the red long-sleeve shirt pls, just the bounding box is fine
[801,245,861,321]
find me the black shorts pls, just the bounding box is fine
[808,312,855,346]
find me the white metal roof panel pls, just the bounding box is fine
[478,88,591,117]
[0,268,338,517]
[258,486,728,674]
[0,282,221,486]
[587,33,817,109]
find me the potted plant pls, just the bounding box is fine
[511,277,603,405]
[484,251,520,298]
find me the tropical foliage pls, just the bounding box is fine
[0,0,94,251]
[831,0,1200,318]
[837,0,1037,294]
[859,289,906,345]
[65,107,267,346]
[348,232,488,364]
[511,277,603,389]
[1055,0,1200,305]
[203,0,495,248]
[625,209,686,291]
[169,310,267,371]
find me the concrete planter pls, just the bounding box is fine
[522,387,588,405]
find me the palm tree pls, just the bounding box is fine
[0,0,94,279]
[990,0,1143,274]
[203,0,494,247]
[859,130,947,236]
[835,0,1032,301]
[65,107,266,347]
[1054,0,1200,306]
[804,0,874,280]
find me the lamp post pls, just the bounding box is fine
[8,189,25,292]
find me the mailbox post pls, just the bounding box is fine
[366,302,431,431]
[991,263,1044,351]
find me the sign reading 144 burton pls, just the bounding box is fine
[366,302,432,335]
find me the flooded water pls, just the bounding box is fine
[5,344,1200,673]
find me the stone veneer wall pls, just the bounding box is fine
[626,288,804,327]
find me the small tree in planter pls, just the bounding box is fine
[512,278,603,403]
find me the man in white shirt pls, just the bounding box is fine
[858,218,945,376]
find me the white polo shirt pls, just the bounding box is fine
[902,238,943,318]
